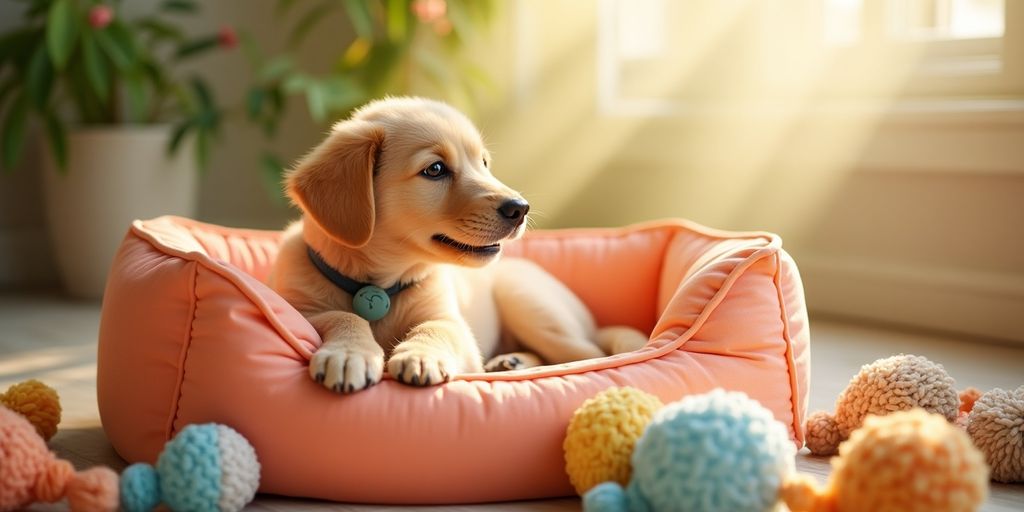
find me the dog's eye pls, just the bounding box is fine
[483,158,489,168]
[421,161,450,180]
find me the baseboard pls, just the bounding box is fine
[0,228,58,289]
[799,254,1024,344]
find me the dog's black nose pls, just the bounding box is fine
[498,198,530,223]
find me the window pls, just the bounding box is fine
[598,0,1023,115]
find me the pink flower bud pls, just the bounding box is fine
[88,5,113,29]
[412,0,446,24]
[218,25,238,49]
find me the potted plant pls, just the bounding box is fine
[0,0,235,298]
[244,0,496,194]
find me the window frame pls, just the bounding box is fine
[597,0,1023,117]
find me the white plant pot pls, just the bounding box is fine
[42,125,197,299]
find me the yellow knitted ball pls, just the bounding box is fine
[830,409,988,512]
[563,387,663,495]
[0,379,62,441]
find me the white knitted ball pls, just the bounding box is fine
[216,424,261,511]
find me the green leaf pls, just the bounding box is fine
[239,31,261,66]
[136,17,185,43]
[262,86,285,135]
[26,45,54,109]
[358,41,401,94]
[0,77,17,111]
[168,120,194,155]
[258,56,294,83]
[82,33,110,102]
[342,0,375,40]
[43,109,67,171]
[190,78,214,111]
[161,0,198,13]
[175,36,219,59]
[1,92,30,171]
[0,27,40,68]
[288,1,335,49]
[339,37,372,69]
[282,72,310,93]
[194,127,210,171]
[46,0,78,70]
[306,81,327,123]
[124,73,147,121]
[268,85,284,113]
[276,0,298,16]
[170,82,195,114]
[25,0,53,20]
[65,57,107,122]
[95,22,135,69]
[321,76,365,112]
[246,87,264,119]
[260,151,287,202]
[386,0,408,42]
[139,58,166,90]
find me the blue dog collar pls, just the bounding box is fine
[306,246,414,321]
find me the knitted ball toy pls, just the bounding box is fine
[583,389,795,512]
[965,386,1023,483]
[805,354,959,455]
[0,405,118,512]
[0,379,61,441]
[120,423,260,512]
[564,387,663,494]
[783,409,989,512]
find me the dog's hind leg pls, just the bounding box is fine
[595,326,649,355]
[484,351,544,372]
[492,258,608,364]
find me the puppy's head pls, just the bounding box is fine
[286,97,528,268]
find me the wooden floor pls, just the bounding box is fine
[1,293,1021,511]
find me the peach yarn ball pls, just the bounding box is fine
[805,354,959,455]
[0,406,118,512]
[563,387,663,494]
[785,409,988,512]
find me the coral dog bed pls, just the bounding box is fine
[97,216,810,504]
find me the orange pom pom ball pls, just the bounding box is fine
[0,380,61,441]
[786,409,989,512]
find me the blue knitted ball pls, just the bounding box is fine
[584,482,633,512]
[120,463,161,512]
[120,423,260,512]
[584,389,795,512]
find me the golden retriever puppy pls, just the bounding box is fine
[269,97,646,393]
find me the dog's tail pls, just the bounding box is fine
[595,326,649,355]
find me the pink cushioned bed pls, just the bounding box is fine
[97,216,810,504]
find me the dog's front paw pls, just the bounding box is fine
[309,344,384,394]
[387,345,457,387]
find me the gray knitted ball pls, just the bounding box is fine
[967,386,1024,483]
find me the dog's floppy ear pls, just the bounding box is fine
[286,120,384,248]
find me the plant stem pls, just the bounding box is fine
[109,78,121,123]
